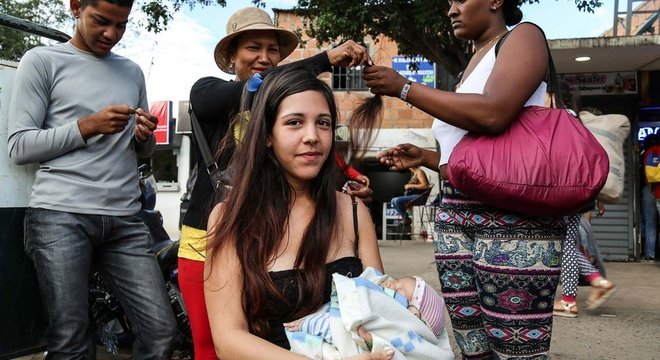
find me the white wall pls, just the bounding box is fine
[0,61,39,208]
[154,135,191,240]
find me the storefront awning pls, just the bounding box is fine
[549,35,660,73]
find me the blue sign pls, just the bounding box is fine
[391,56,435,88]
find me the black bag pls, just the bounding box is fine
[189,104,231,200]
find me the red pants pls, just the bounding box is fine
[178,258,216,359]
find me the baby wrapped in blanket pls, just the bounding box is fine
[284,267,454,360]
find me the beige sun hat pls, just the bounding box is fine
[214,7,299,73]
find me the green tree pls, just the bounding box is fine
[140,0,263,32]
[291,0,603,82]
[0,0,69,61]
[139,0,600,88]
[0,0,262,61]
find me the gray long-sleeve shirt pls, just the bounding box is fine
[7,42,154,216]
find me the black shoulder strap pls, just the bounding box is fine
[188,104,220,181]
[494,31,512,56]
[494,23,563,109]
[351,195,359,256]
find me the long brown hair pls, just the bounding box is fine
[348,94,384,159]
[207,68,340,337]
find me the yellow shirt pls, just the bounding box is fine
[178,225,207,261]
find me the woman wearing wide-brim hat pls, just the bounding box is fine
[178,7,372,359]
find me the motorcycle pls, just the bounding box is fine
[87,165,193,359]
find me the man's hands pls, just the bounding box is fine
[77,105,158,142]
[134,108,159,142]
[327,40,373,68]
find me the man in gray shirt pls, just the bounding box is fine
[7,0,176,358]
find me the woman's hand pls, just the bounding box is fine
[596,200,606,217]
[282,318,303,332]
[377,143,423,171]
[356,174,371,187]
[363,66,408,98]
[343,180,374,204]
[328,40,372,68]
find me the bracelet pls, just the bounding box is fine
[400,80,413,101]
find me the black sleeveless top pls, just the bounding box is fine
[264,196,362,349]
[265,256,363,349]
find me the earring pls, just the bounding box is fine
[491,6,497,10]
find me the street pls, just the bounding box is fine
[16,240,660,360]
[380,240,660,360]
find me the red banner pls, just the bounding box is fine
[149,101,171,145]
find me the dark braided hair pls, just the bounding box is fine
[502,0,523,26]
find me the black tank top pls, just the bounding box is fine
[265,256,364,349]
[264,196,362,349]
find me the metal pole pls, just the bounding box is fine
[613,0,620,36]
[625,0,633,36]
[0,13,70,42]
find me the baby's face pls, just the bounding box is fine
[382,276,416,301]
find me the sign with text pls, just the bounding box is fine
[391,56,435,88]
[560,72,637,96]
[149,101,172,145]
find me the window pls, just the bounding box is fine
[332,66,368,91]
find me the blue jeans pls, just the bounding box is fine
[24,208,177,359]
[652,200,660,258]
[641,186,657,258]
[391,194,422,218]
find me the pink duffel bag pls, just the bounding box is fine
[446,106,609,217]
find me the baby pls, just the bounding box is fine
[284,269,451,359]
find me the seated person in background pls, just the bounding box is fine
[284,267,453,360]
[390,167,430,221]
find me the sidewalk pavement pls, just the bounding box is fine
[379,239,660,360]
[16,240,660,360]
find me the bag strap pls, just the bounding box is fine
[188,104,220,181]
[351,195,359,256]
[494,22,564,109]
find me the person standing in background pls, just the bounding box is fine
[641,133,660,260]
[7,0,176,357]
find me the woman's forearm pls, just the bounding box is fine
[419,149,441,172]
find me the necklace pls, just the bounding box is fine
[458,30,508,87]
[473,30,508,57]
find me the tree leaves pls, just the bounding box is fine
[0,0,69,61]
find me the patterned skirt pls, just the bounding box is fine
[434,181,566,360]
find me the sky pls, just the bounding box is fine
[114,0,619,104]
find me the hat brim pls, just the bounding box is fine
[214,25,299,74]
